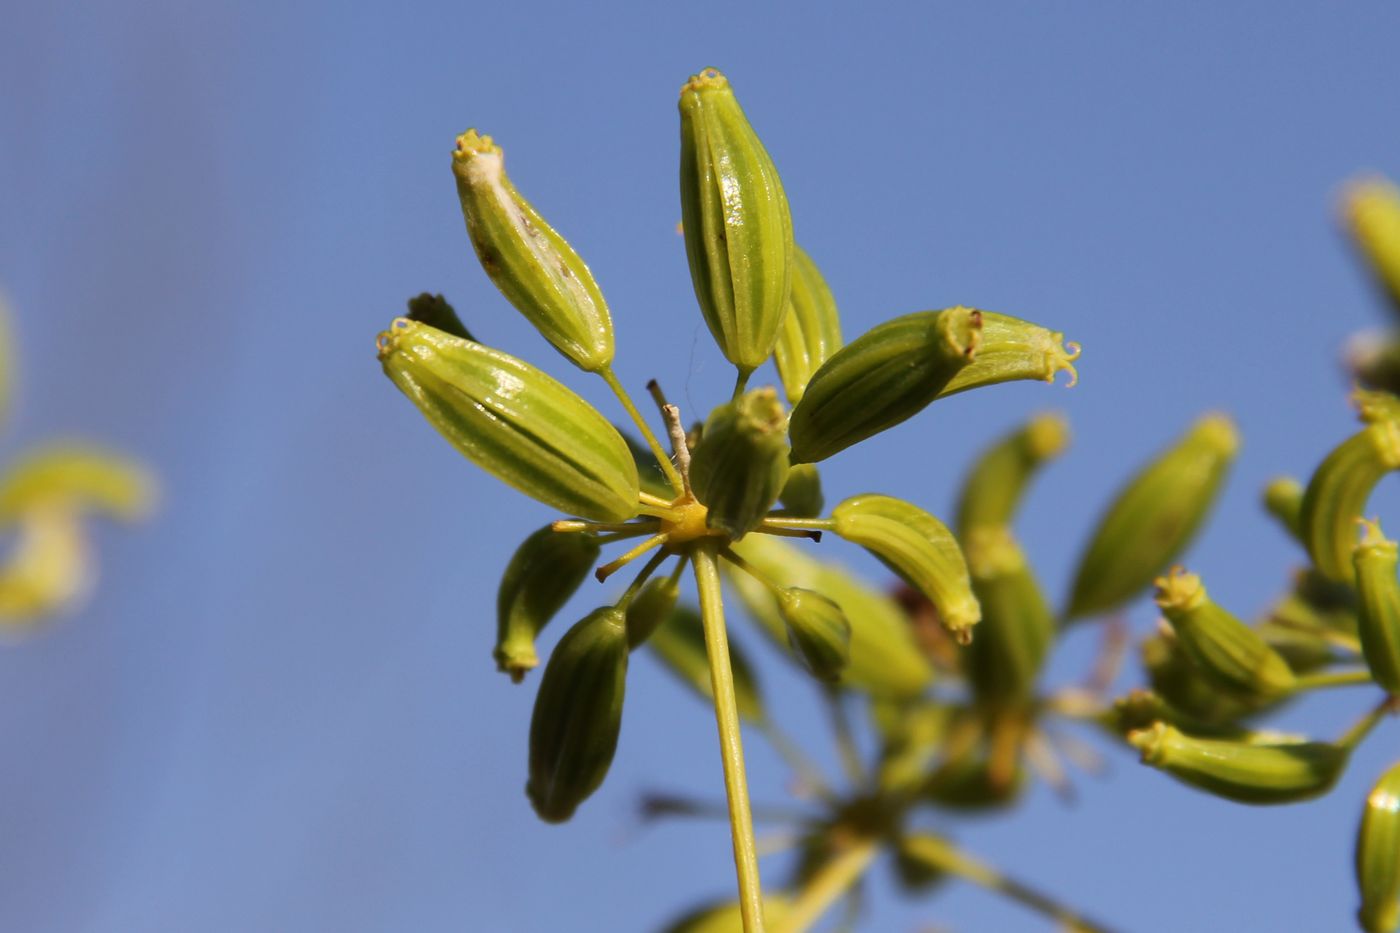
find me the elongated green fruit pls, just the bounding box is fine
[788,308,980,464]
[678,68,793,378]
[831,493,980,643]
[526,607,628,823]
[1065,413,1238,621]
[1357,761,1400,933]
[625,576,679,650]
[773,245,842,405]
[954,412,1069,537]
[1262,476,1304,544]
[0,446,154,526]
[1106,689,1252,740]
[936,311,1079,399]
[378,319,639,522]
[1154,568,1295,703]
[963,527,1055,702]
[1301,415,1400,582]
[776,586,851,683]
[1355,520,1400,693]
[452,130,614,372]
[777,463,823,517]
[1129,722,1349,805]
[728,534,933,697]
[1141,630,1261,726]
[495,526,600,681]
[1345,176,1400,315]
[645,605,765,721]
[405,292,474,342]
[689,388,789,538]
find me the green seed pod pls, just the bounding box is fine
[625,576,680,650]
[1105,689,1251,740]
[526,607,628,823]
[1140,629,1262,725]
[678,68,794,379]
[776,462,823,517]
[1356,761,1400,933]
[495,526,601,681]
[962,527,1055,703]
[378,319,639,522]
[405,292,474,343]
[1128,722,1350,805]
[925,732,1028,811]
[659,895,793,933]
[0,445,155,526]
[1262,476,1304,544]
[1357,388,1400,426]
[1301,415,1400,582]
[1345,176,1400,314]
[645,605,765,721]
[728,534,933,698]
[788,308,980,464]
[876,701,955,795]
[1154,568,1296,703]
[935,311,1080,399]
[1065,413,1238,621]
[775,586,851,683]
[954,412,1069,538]
[773,245,842,405]
[0,508,91,626]
[1355,519,1400,694]
[688,388,790,538]
[831,494,980,644]
[1254,618,1337,674]
[451,130,614,372]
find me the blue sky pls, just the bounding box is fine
[3,2,1400,930]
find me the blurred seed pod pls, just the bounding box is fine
[1140,629,1264,726]
[1065,413,1238,621]
[678,68,793,378]
[451,130,614,372]
[659,895,793,933]
[1301,405,1400,583]
[0,445,155,526]
[1104,689,1250,740]
[1344,176,1400,315]
[775,586,851,683]
[0,507,91,628]
[1355,519,1400,693]
[405,292,474,342]
[625,576,680,650]
[935,311,1080,399]
[962,527,1055,703]
[892,834,952,893]
[788,308,980,464]
[688,388,790,538]
[495,526,601,681]
[1356,760,1400,933]
[954,412,1070,537]
[526,607,629,823]
[924,721,1029,812]
[1129,722,1350,805]
[831,494,980,644]
[1262,476,1305,544]
[773,245,842,405]
[645,605,765,721]
[876,701,955,795]
[777,463,823,518]
[378,319,639,522]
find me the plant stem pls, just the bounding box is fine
[733,368,752,400]
[693,540,765,932]
[1292,668,1375,692]
[600,365,686,495]
[773,836,879,933]
[759,516,836,533]
[1338,695,1396,750]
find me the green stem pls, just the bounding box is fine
[733,368,753,400]
[759,516,836,533]
[1338,695,1396,750]
[693,541,766,932]
[772,837,879,933]
[1292,668,1375,692]
[615,550,670,611]
[600,365,686,495]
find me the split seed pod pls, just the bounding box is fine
[678,68,793,379]
[777,463,823,517]
[955,412,1070,538]
[526,607,629,823]
[624,576,680,650]
[1344,176,1400,314]
[645,605,765,721]
[773,245,842,405]
[495,526,601,681]
[1154,568,1296,703]
[831,494,980,643]
[1129,722,1350,805]
[451,130,613,372]
[1356,761,1400,933]
[688,388,790,538]
[1301,411,1400,582]
[378,319,639,522]
[1355,519,1400,693]
[788,308,981,464]
[1065,413,1238,621]
[775,587,851,683]
[962,527,1055,703]
[935,311,1080,399]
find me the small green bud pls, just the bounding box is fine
[405,292,474,342]
[1345,176,1400,315]
[935,311,1080,399]
[1128,722,1350,805]
[526,607,628,823]
[625,576,680,650]
[1301,412,1400,582]
[773,245,842,405]
[0,445,155,526]
[1262,476,1304,544]
[378,319,639,522]
[678,68,794,379]
[689,388,790,538]
[1154,568,1296,703]
[1355,520,1400,694]
[831,494,980,644]
[776,462,823,517]
[495,526,601,681]
[1065,413,1238,620]
[954,412,1069,538]
[645,605,765,721]
[451,130,614,372]
[962,527,1055,703]
[775,586,851,683]
[660,896,793,933]
[1357,761,1400,933]
[788,308,980,464]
